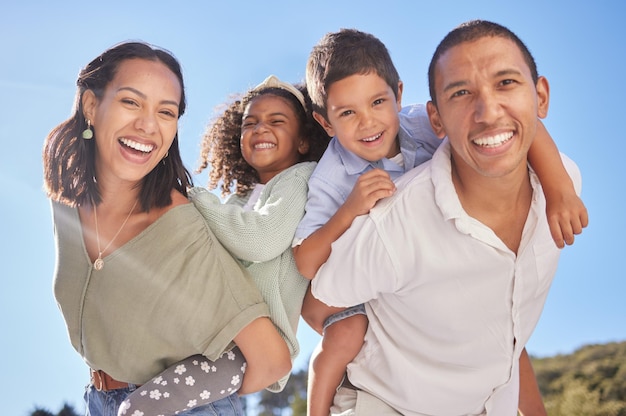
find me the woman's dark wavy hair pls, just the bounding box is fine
[197,83,330,197]
[42,41,191,211]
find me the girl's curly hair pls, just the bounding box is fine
[197,83,330,197]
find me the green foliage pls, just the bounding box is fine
[254,365,308,416]
[532,341,626,416]
[30,403,80,416]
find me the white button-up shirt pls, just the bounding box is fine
[312,139,582,415]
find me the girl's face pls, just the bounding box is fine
[82,58,181,189]
[240,94,309,183]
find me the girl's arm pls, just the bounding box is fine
[191,164,313,263]
[527,121,588,248]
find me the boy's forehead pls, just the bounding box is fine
[326,73,393,104]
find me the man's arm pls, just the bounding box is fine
[294,168,395,279]
[518,347,547,416]
[527,121,588,248]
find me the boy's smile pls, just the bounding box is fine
[315,73,403,162]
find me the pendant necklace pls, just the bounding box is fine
[92,199,138,270]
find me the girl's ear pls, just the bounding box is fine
[313,111,335,137]
[298,139,310,155]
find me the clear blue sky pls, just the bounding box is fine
[1,1,624,415]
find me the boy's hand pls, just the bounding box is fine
[546,191,589,248]
[342,168,396,217]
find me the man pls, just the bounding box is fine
[311,20,586,415]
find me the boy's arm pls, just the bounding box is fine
[518,348,547,416]
[527,121,588,248]
[293,168,395,279]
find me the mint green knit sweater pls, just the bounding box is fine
[189,161,315,392]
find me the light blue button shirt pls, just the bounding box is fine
[295,103,441,240]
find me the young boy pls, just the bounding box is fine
[293,29,587,416]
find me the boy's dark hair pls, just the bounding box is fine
[197,83,330,197]
[306,28,400,120]
[43,41,191,211]
[428,20,538,106]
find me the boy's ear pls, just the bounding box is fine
[396,81,404,110]
[426,101,446,139]
[313,111,335,137]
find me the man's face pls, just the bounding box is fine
[427,36,549,180]
[314,73,403,162]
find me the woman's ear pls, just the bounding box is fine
[426,101,446,139]
[313,111,335,138]
[81,90,97,121]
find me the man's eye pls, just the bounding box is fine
[451,90,469,98]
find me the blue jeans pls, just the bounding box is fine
[84,384,244,416]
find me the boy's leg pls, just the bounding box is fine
[117,348,245,416]
[302,288,368,416]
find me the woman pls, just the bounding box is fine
[42,41,290,416]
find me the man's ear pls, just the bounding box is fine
[81,89,97,121]
[426,101,446,139]
[313,111,335,137]
[536,76,550,119]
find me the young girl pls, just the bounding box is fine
[118,75,330,416]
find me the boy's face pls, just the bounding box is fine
[427,36,549,180]
[314,73,403,162]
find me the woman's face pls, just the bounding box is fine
[83,58,182,188]
[240,94,308,184]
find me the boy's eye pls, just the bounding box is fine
[373,98,384,106]
[340,110,354,117]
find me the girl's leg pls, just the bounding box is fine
[117,348,246,416]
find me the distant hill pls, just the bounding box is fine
[532,340,626,416]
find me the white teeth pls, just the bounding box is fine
[473,132,513,147]
[362,133,382,142]
[254,142,276,149]
[120,138,154,153]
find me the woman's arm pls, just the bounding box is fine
[234,316,292,394]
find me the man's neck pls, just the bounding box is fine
[451,159,533,254]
